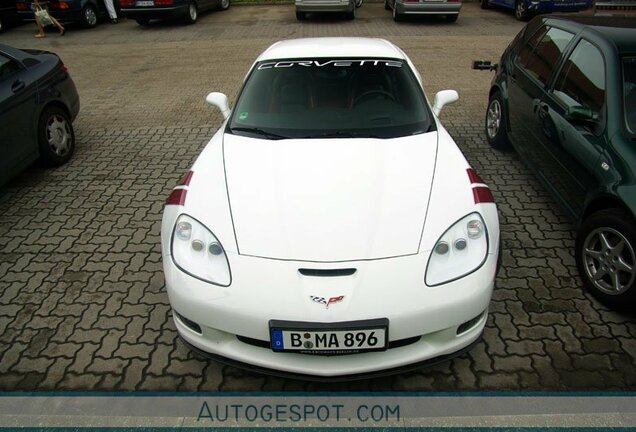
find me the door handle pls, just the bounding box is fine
[11,80,25,93]
[538,102,549,119]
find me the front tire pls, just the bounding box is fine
[355,0,363,7]
[184,1,197,24]
[514,0,530,20]
[81,4,98,28]
[485,91,510,150]
[38,106,75,167]
[392,0,401,21]
[346,4,355,19]
[576,209,636,311]
[218,0,229,10]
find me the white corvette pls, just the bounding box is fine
[161,37,500,379]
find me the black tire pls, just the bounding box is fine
[218,0,229,10]
[346,4,355,19]
[576,209,636,311]
[480,0,489,8]
[384,0,390,10]
[81,4,98,28]
[446,13,458,22]
[38,106,75,167]
[184,1,197,24]
[136,18,150,26]
[355,0,363,7]
[392,0,401,21]
[514,0,530,20]
[296,10,305,20]
[485,91,510,150]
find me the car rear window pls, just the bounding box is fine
[624,56,636,134]
[227,58,435,140]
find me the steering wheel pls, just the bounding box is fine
[353,90,396,107]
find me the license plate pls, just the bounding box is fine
[269,319,388,355]
[136,1,154,6]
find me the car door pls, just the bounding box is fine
[0,52,38,178]
[535,38,607,218]
[507,25,574,171]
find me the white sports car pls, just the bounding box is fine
[161,37,500,379]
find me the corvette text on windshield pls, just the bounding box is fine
[257,60,403,70]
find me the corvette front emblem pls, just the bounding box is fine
[310,295,344,309]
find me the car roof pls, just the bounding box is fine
[545,16,636,54]
[256,38,406,61]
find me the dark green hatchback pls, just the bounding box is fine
[480,16,636,310]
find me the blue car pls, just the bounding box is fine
[481,0,592,20]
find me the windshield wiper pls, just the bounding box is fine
[301,131,383,139]
[228,126,289,140]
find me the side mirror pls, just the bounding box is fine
[472,60,498,71]
[565,105,598,124]
[206,92,231,120]
[432,90,459,117]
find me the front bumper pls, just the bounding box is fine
[120,4,188,19]
[164,245,497,377]
[295,0,353,12]
[396,0,461,15]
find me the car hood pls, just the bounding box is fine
[223,132,438,262]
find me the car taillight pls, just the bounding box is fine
[49,2,70,9]
[120,0,133,6]
[16,2,28,10]
[61,63,69,74]
[155,0,174,5]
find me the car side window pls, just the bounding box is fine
[553,39,606,118]
[518,27,574,86]
[0,54,22,81]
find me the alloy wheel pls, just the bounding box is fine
[583,227,636,295]
[46,114,72,157]
[85,7,97,26]
[486,98,501,139]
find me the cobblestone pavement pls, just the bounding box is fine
[1,3,635,392]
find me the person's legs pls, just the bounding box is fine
[50,16,65,35]
[104,0,118,22]
[34,16,45,37]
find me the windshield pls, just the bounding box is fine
[227,58,435,140]
[624,56,636,135]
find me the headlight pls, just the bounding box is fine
[425,212,488,286]
[171,214,231,286]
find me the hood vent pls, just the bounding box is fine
[298,268,357,277]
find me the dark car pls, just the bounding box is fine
[476,16,636,309]
[0,0,21,32]
[15,0,114,28]
[119,0,228,25]
[480,0,592,21]
[0,44,80,186]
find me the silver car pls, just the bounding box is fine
[385,0,461,22]
[295,0,357,20]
